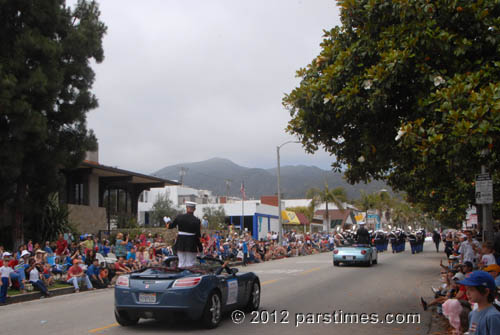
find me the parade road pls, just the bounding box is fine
[0,243,440,335]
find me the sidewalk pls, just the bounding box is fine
[6,285,78,305]
[423,247,452,335]
[427,311,452,335]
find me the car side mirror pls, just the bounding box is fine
[231,268,239,275]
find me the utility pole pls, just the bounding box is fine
[225,179,232,198]
[476,149,494,243]
[179,167,188,185]
[277,140,299,245]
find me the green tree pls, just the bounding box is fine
[150,193,179,227]
[0,0,107,248]
[391,200,414,230]
[116,213,138,229]
[202,206,226,230]
[283,0,500,228]
[29,193,76,243]
[306,184,347,232]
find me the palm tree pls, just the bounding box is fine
[306,184,347,233]
[391,199,413,230]
[374,190,393,229]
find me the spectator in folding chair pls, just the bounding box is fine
[95,252,106,267]
[46,254,56,267]
[51,256,66,280]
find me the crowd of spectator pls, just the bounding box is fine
[0,229,341,303]
[2,227,467,307]
[0,231,169,303]
[201,230,337,265]
[421,229,500,335]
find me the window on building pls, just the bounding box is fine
[139,191,149,203]
[74,183,84,205]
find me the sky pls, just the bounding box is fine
[78,0,342,173]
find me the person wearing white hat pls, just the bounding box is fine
[166,201,202,268]
[10,250,31,293]
[163,216,171,227]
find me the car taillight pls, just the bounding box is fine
[361,250,367,255]
[333,249,339,254]
[173,277,202,288]
[116,275,129,287]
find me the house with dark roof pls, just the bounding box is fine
[62,150,179,234]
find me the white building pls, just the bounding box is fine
[138,185,219,226]
[194,201,280,240]
[138,185,360,237]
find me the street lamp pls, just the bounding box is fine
[378,188,390,231]
[277,140,299,245]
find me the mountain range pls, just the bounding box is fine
[153,158,391,200]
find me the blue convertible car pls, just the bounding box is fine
[114,256,260,328]
[333,244,378,266]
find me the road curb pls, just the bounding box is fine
[425,306,451,334]
[6,286,81,305]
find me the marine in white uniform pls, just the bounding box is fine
[166,201,203,268]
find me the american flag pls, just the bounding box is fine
[240,181,246,200]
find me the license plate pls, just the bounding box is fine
[345,256,354,260]
[139,293,156,304]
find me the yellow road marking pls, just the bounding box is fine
[88,323,119,333]
[300,267,321,275]
[261,279,279,285]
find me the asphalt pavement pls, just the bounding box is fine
[0,242,443,335]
